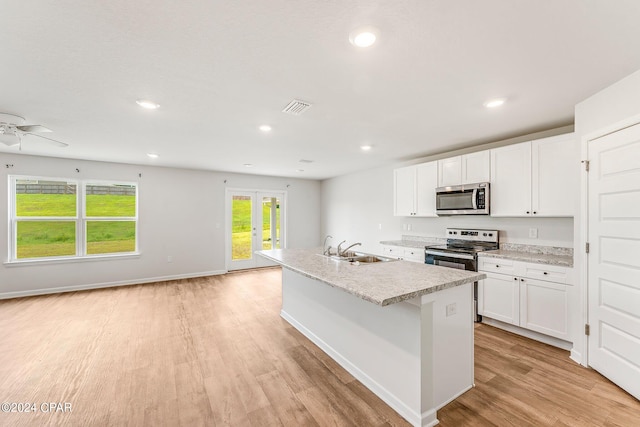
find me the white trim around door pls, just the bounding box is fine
[581,116,640,400]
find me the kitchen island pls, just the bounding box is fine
[257,248,485,427]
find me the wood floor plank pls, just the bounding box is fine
[1,267,639,427]
[256,370,319,427]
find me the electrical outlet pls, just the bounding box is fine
[378,223,382,230]
[446,303,457,317]
[167,255,173,263]
[529,228,538,238]
[402,224,408,231]
[407,224,412,231]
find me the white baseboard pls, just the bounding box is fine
[281,309,437,427]
[0,270,227,300]
[570,348,583,365]
[481,317,573,351]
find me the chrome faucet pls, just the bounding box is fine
[336,240,347,256]
[323,235,333,255]
[338,242,362,257]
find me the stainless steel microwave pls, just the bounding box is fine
[436,182,490,215]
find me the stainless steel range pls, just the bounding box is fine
[425,228,499,321]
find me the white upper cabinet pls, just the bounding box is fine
[462,151,491,184]
[415,161,438,216]
[438,152,490,187]
[531,133,578,216]
[490,133,577,217]
[490,141,532,216]
[438,156,462,187]
[394,165,417,216]
[394,161,438,217]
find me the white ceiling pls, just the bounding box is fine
[2,1,640,179]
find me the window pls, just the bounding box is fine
[9,176,138,262]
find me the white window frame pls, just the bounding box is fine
[7,175,139,264]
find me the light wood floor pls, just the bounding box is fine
[1,268,638,426]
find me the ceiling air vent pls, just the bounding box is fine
[282,99,312,116]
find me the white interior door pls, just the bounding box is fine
[227,190,285,271]
[587,122,640,400]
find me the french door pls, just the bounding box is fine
[587,122,640,400]
[227,190,285,271]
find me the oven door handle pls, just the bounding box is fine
[424,250,475,260]
[472,188,478,209]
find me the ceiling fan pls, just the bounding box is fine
[0,112,69,149]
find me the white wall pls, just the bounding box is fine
[575,68,640,137]
[572,67,640,365]
[321,148,574,256]
[0,153,321,298]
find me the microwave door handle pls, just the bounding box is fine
[472,188,477,209]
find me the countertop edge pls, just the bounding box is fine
[258,250,485,306]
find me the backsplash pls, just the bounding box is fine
[401,235,447,245]
[498,243,573,257]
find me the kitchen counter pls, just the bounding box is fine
[258,247,485,306]
[478,243,573,267]
[257,247,481,426]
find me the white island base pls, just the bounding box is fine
[280,268,474,427]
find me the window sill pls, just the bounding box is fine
[4,252,141,267]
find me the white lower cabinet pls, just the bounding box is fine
[478,271,520,325]
[382,245,425,263]
[478,257,572,341]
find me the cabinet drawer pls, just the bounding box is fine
[403,248,425,263]
[479,257,516,275]
[520,262,572,285]
[382,245,406,260]
[382,245,425,263]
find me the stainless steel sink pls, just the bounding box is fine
[320,251,397,264]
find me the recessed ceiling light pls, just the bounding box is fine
[259,125,272,132]
[136,99,160,110]
[484,98,506,108]
[360,145,372,151]
[349,26,379,48]
[243,163,253,168]
[147,153,159,159]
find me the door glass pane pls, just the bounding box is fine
[86,221,136,255]
[262,196,280,250]
[232,195,252,260]
[16,221,76,259]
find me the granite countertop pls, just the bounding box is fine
[478,244,573,267]
[257,248,485,306]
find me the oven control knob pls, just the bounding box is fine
[449,231,453,234]
[483,233,487,236]
[489,233,493,236]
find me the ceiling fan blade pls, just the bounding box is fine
[0,134,20,146]
[16,124,52,133]
[24,133,69,147]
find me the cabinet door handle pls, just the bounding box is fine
[513,277,518,281]
[533,211,537,215]
[520,278,525,282]
[543,272,548,275]
[526,211,530,214]
[496,265,500,268]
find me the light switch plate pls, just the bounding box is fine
[529,228,538,238]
